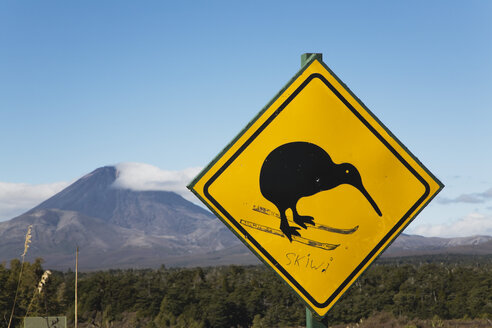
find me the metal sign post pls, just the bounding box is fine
[302,54,327,328]
[306,308,326,328]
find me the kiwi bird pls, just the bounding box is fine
[259,142,382,242]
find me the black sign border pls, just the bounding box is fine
[195,63,441,312]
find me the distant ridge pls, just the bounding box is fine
[383,233,492,257]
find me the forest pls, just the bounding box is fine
[0,255,491,328]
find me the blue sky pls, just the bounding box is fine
[0,1,491,237]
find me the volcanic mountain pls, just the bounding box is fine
[0,166,257,270]
[0,166,490,270]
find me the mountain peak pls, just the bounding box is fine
[31,165,215,234]
[80,166,117,183]
[0,165,245,269]
[33,166,119,220]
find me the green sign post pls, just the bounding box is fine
[302,53,328,328]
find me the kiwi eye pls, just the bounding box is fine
[345,170,349,174]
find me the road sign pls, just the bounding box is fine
[24,317,66,328]
[188,55,443,317]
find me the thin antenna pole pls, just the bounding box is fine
[75,246,78,328]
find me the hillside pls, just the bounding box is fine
[0,166,256,270]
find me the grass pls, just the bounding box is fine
[7,224,32,328]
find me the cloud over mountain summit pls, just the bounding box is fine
[112,162,202,203]
[0,163,202,221]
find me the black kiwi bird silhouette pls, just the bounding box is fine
[259,142,382,242]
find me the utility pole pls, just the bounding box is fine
[75,246,78,328]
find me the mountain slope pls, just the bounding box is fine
[33,166,217,235]
[383,233,492,257]
[0,166,253,270]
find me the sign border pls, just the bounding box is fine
[188,57,444,315]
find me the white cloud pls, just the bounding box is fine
[437,187,492,204]
[410,213,492,237]
[484,188,492,198]
[0,181,69,221]
[113,162,202,203]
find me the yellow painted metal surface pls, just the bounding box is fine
[188,59,442,317]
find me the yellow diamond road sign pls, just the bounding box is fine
[188,56,443,317]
